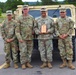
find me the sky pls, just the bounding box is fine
[0,0,64,2]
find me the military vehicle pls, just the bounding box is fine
[14,4,76,61]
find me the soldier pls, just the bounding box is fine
[1,10,18,69]
[34,7,54,69]
[55,7,75,70]
[15,5,34,69]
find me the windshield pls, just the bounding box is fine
[29,9,71,18]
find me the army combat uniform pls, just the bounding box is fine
[1,10,18,69]
[34,7,54,68]
[55,8,75,70]
[15,5,34,69]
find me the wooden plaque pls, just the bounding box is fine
[41,24,47,33]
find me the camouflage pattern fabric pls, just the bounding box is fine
[55,16,74,60]
[34,16,54,62]
[19,40,33,64]
[34,16,54,40]
[1,19,18,63]
[15,14,34,64]
[38,39,53,62]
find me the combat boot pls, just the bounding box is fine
[3,62,10,69]
[14,63,18,69]
[22,64,26,69]
[26,62,33,68]
[47,62,52,69]
[60,59,67,68]
[68,60,75,70]
[40,62,47,68]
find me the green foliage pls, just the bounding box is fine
[5,0,24,12]
[36,1,40,5]
[0,13,6,23]
[41,0,53,5]
[64,0,76,6]
[41,0,60,5]
[0,0,76,14]
[0,2,5,12]
[0,8,2,16]
[0,0,24,13]
[25,2,29,5]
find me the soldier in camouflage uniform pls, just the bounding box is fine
[1,10,18,69]
[15,5,34,69]
[34,7,54,69]
[55,7,75,70]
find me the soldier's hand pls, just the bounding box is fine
[59,35,64,39]
[39,32,47,34]
[6,39,11,43]
[62,34,68,39]
[39,32,42,34]
[9,39,13,42]
[19,40,24,43]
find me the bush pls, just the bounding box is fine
[0,8,2,16]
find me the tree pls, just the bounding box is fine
[36,0,41,5]
[54,0,58,2]
[5,0,24,12]
[64,0,69,4]
[64,0,76,6]
[68,0,76,2]
[0,8,2,16]
[41,0,60,5]
[24,2,29,5]
[41,0,53,5]
[0,2,5,12]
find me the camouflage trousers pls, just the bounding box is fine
[4,40,18,63]
[58,37,73,60]
[19,40,33,64]
[38,39,53,62]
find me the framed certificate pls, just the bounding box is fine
[41,24,47,33]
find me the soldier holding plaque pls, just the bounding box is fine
[34,7,54,69]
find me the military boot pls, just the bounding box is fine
[40,62,47,68]
[14,63,18,69]
[22,64,26,69]
[26,62,33,68]
[47,62,52,69]
[60,59,67,68]
[68,60,75,70]
[3,62,10,69]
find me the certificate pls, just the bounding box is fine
[41,24,47,33]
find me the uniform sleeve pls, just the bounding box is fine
[32,18,36,34]
[11,36,16,40]
[15,19,23,41]
[55,19,60,36]
[47,19,54,34]
[11,21,16,40]
[66,19,74,36]
[34,20,40,35]
[1,21,7,41]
